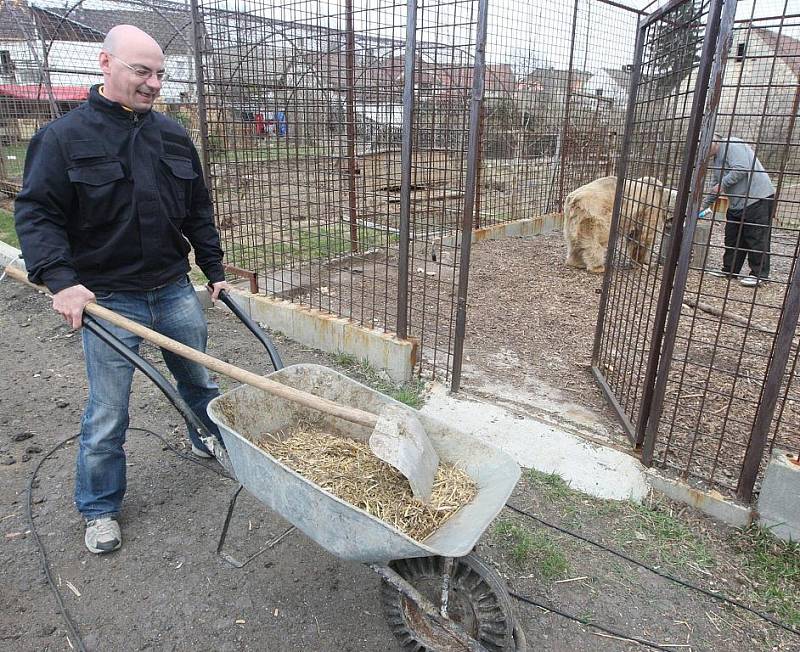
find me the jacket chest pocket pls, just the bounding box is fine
[160,156,197,224]
[67,160,126,229]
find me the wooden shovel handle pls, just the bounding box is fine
[4,264,378,429]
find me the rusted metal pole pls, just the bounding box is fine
[557,0,580,212]
[450,0,488,392]
[641,0,735,462]
[474,103,485,230]
[190,0,212,188]
[396,0,417,340]
[345,0,360,254]
[737,62,800,502]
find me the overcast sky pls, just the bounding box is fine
[38,0,800,76]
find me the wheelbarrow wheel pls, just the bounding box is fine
[381,554,522,651]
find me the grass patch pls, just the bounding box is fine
[494,519,569,578]
[0,207,18,248]
[526,468,574,501]
[223,225,396,270]
[615,501,715,573]
[1,143,27,179]
[732,525,800,627]
[210,143,335,164]
[332,353,426,409]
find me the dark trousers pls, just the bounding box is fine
[722,195,774,278]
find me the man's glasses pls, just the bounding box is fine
[108,52,168,81]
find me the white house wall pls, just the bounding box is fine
[0,40,195,103]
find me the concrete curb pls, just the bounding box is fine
[218,288,417,383]
[757,449,800,541]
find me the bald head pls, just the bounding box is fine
[102,25,163,58]
[99,25,164,112]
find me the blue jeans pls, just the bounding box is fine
[75,276,221,519]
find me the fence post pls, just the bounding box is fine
[450,0,489,392]
[558,0,580,212]
[190,0,212,188]
[640,0,736,463]
[345,0,360,254]
[395,0,417,341]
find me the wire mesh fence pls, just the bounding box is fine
[594,0,800,500]
[193,0,483,380]
[3,0,799,501]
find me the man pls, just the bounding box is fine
[703,134,775,287]
[14,25,229,554]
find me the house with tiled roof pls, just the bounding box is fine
[0,0,194,106]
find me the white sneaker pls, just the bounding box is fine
[740,275,767,287]
[85,516,122,554]
[191,443,213,459]
[707,270,732,278]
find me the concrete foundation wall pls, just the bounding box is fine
[757,449,800,542]
[225,290,417,384]
[437,212,563,251]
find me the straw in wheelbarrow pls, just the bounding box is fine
[253,422,477,541]
[3,263,440,503]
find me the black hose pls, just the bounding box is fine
[505,503,800,637]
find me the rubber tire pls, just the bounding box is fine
[381,554,519,651]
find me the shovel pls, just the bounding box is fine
[4,264,439,502]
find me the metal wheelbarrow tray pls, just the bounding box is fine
[207,363,520,564]
[208,363,526,651]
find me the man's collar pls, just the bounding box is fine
[98,85,133,112]
[89,84,149,121]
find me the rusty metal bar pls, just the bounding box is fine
[450,0,488,393]
[558,0,580,212]
[396,0,417,341]
[474,103,485,230]
[190,0,212,188]
[641,0,735,463]
[345,0,360,254]
[591,24,645,369]
[223,263,259,294]
[595,0,646,15]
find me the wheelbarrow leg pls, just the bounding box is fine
[216,484,295,568]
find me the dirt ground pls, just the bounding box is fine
[3,274,798,652]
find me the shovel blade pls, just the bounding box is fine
[369,405,439,503]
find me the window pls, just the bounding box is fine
[0,51,13,75]
[736,42,746,62]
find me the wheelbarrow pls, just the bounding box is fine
[206,363,525,651]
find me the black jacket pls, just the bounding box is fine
[14,85,224,293]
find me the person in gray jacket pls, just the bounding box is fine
[703,135,775,287]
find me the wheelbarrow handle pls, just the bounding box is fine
[4,264,377,430]
[210,285,284,372]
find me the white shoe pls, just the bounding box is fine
[191,443,213,459]
[740,275,767,287]
[85,516,122,554]
[707,270,732,278]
